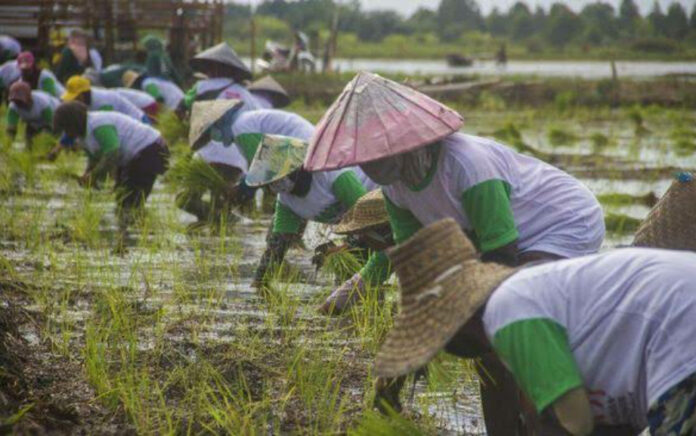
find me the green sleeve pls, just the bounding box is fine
[183,84,198,109]
[92,125,120,157]
[273,200,306,235]
[40,76,58,97]
[359,251,391,285]
[492,318,584,413]
[384,194,423,244]
[461,179,519,253]
[40,107,53,127]
[144,83,164,102]
[235,133,263,164]
[331,171,368,210]
[6,107,19,128]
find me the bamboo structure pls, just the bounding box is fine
[0,0,224,66]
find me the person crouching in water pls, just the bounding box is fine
[375,218,696,436]
[305,72,606,435]
[52,101,169,237]
[244,134,384,291]
[6,81,59,149]
[314,189,394,314]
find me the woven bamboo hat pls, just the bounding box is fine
[374,218,518,378]
[304,71,464,171]
[248,75,290,108]
[188,99,243,150]
[190,42,252,82]
[633,172,696,251]
[334,189,389,234]
[246,134,308,187]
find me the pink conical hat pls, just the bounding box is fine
[304,72,464,171]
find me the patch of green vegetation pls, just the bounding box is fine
[605,213,642,235]
[590,132,611,150]
[547,127,578,147]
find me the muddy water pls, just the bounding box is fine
[2,107,692,433]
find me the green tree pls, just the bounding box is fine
[546,3,583,49]
[664,2,689,40]
[407,7,438,34]
[580,1,617,43]
[357,11,406,42]
[436,0,485,42]
[648,1,666,36]
[619,0,640,36]
[486,7,507,37]
[508,2,536,40]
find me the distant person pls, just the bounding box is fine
[5,81,59,149]
[122,70,184,112]
[496,43,507,66]
[182,42,260,114]
[55,29,103,83]
[0,35,20,64]
[52,102,169,236]
[140,35,183,87]
[17,51,65,98]
[62,75,148,123]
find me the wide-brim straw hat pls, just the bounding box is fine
[334,189,389,234]
[122,69,142,88]
[304,71,464,172]
[248,75,290,108]
[189,42,252,82]
[374,218,518,378]
[633,172,696,251]
[189,99,243,150]
[246,134,308,188]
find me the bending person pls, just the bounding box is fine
[6,81,59,149]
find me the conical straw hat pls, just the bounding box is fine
[246,134,308,187]
[334,189,389,234]
[248,75,290,108]
[304,72,464,172]
[189,99,243,150]
[633,172,696,251]
[190,42,252,82]
[122,69,142,88]
[374,218,518,378]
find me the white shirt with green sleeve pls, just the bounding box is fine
[141,77,183,110]
[84,112,160,166]
[482,248,696,429]
[383,133,605,257]
[115,88,156,110]
[7,91,59,130]
[89,88,145,122]
[38,69,65,98]
[0,60,20,90]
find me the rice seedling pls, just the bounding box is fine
[547,127,578,147]
[590,132,611,150]
[604,213,642,234]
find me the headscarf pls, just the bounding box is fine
[361,143,438,187]
[9,81,32,107]
[54,101,88,138]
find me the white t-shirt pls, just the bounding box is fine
[85,112,160,166]
[0,35,21,56]
[89,48,102,71]
[115,88,157,110]
[90,88,145,122]
[142,77,183,110]
[194,140,248,172]
[39,69,65,97]
[280,167,377,223]
[383,133,605,258]
[250,92,274,109]
[9,91,60,128]
[484,248,696,428]
[0,60,20,89]
[232,109,315,141]
[195,78,260,113]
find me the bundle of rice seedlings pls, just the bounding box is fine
[158,110,189,145]
[29,131,57,155]
[166,155,228,194]
[598,192,658,207]
[547,127,578,147]
[322,246,364,280]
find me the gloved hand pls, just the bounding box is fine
[311,241,349,271]
[317,272,365,315]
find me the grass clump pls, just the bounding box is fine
[547,127,578,147]
[605,213,642,234]
[590,132,611,150]
[158,111,188,145]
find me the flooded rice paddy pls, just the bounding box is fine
[1,104,694,434]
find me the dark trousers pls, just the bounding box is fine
[115,139,169,225]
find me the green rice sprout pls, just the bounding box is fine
[547,127,578,147]
[604,213,642,234]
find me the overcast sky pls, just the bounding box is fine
[240,0,695,17]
